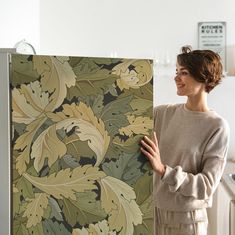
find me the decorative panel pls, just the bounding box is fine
[11,55,153,235]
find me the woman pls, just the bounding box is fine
[140,46,230,235]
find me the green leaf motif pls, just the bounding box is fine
[13,191,21,219]
[130,98,153,116]
[61,154,80,169]
[27,223,44,235]
[134,171,153,205]
[59,191,107,227]
[42,219,70,235]
[13,216,29,235]
[89,57,121,65]
[73,57,102,75]
[91,94,104,117]
[11,55,39,87]
[68,57,83,67]
[65,136,95,164]
[104,84,118,97]
[102,153,144,186]
[134,223,152,235]
[48,197,63,221]
[99,96,133,136]
[140,195,154,221]
[120,83,153,102]
[106,134,143,160]
[67,58,119,99]
[16,176,34,199]
[14,123,27,137]
[134,195,154,235]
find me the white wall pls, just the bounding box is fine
[40,0,235,74]
[40,0,158,58]
[0,0,39,52]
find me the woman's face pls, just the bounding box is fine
[175,62,206,97]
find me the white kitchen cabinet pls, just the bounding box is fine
[216,181,231,235]
[208,174,235,235]
[231,200,235,235]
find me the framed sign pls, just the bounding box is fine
[198,22,226,70]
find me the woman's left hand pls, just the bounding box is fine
[140,132,166,176]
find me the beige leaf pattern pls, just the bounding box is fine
[31,124,67,173]
[119,115,153,137]
[23,165,106,200]
[48,102,110,166]
[23,193,48,228]
[72,227,90,235]
[12,88,38,124]
[15,116,47,175]
[99,176,142,235]
[16,148,31,176]
[12,82,49,124]
[13,184,19,193]
[73,220,116,235]
[88,220,117,235]
[58,118,105,158]
[31,102,110,172]
[33,56,76,111]
[112,60,152,91]
[20,81,50,113]
[62,102,110,166]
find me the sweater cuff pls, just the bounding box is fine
[161,165,174,183]
[161,165,187,192]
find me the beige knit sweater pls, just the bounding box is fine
[153,103,230,212]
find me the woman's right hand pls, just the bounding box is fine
[140,132,166,177]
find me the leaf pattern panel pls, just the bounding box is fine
[11,55,153,235]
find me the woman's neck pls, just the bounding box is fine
[186,93,209,112]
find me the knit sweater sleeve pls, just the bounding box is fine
[161,119,230,200]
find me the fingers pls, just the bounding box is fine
[143,135,157,151]
[140,147,153,160]
[153,132,159,148]
[140,139,155,156]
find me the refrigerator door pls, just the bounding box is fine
[0,51,12,235]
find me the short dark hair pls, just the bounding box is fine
[177,46,223,93]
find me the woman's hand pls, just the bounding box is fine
[140,132,166,177]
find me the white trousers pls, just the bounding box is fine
[154,207,208,235]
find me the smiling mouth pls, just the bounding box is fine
[176,84,185,88]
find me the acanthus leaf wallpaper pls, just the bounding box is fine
[11,54,153,235]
